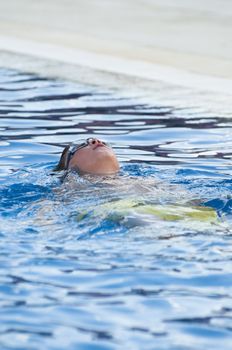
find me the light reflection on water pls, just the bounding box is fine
[0,68,232,350]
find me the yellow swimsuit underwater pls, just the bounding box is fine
[77,198,217,225]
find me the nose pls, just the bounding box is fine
[90,138,103,146]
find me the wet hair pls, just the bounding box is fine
[54,145,71,171]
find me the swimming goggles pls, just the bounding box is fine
[54,138,111,171]
[67,138,110,166]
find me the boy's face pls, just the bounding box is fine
[68,138,120,175]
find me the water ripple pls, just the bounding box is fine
[0,68,232,350]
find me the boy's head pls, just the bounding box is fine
[56,138,120,175]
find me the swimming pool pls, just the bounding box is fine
[0,67,232,350]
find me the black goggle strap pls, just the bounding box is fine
[54,141,89,171]
[56,138,110,171]
[66,141,89,168]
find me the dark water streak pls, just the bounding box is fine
[0,68,232,350]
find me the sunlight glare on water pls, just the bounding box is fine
[0,68,232,350]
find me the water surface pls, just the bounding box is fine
[0,68,232,350]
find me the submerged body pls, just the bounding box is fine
[57,172,218,230]
[53,138,218,230]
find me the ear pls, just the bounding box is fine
[54,145,71,171]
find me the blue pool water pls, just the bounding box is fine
[0,67,232,349]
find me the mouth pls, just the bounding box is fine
[93,144,106,150]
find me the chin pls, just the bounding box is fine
[82,160,119,175]
[86,163,119,175]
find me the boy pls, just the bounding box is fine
[55,137,119,175]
